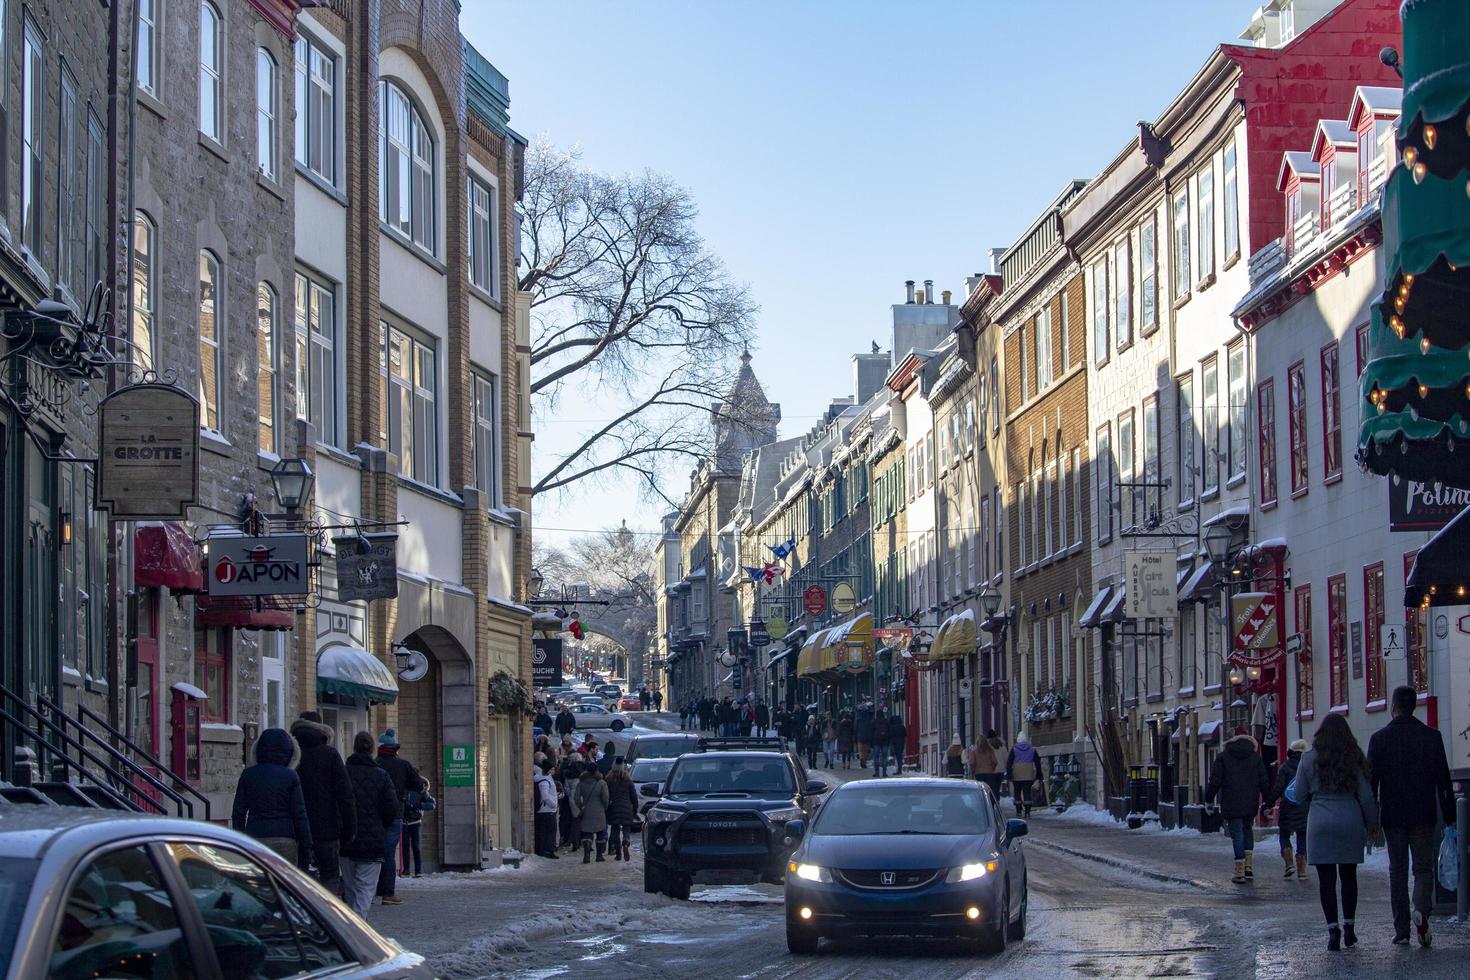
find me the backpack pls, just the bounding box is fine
[406,786,436,812]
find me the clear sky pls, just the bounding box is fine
[461,0,1264,549]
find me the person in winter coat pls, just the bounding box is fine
[533,759,561,859]
[1292,712,1379,950]
[870,712,892,776]
[400,777,429,878]
[855,711,873,770]
[1367,685,1456,947]
[803,714,821,769]
[574,766,611,863]
[944,738,966,777]
[375,730,424,905]
[886,714,907,777]
[555,706,577,737]
[232,728,313,866]
[970,730,1002,801]
[290,712,354,891]
[604,766,640,862]
[339,731,400,915]
[557,754,585,851]
[533,706,555,736]
[836,713,854,769]
[653,690,662,711]
[1267,739,1311,880]
[1206,729,1272,883]
[1006,734,1040,816]
[755,701,771,737]
[821,715,838,769]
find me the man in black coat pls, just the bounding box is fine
[554,706,577,737]
[1206,729,1270,883]
[340,731,399,915]
[533,705,555,736]
[375,730,424,905]
[1368,686,1456,946]
[886,714,907,776]
[291,711,355,892]
[754,700,770,737]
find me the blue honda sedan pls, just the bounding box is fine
[783,777,1028,954]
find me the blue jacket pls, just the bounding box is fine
[231,728,313,851]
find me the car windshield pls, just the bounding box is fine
[0,858,37,974]
[629,759,674,783]
[665,756,794,795]
[814,785,993,836]
[631,737,696,759]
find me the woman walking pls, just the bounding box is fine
[970,730,1002,800]
[822,715,837,769]
[1291,713,1379,950]
[1006,733,1040,816]
[803,713,821,770]
[604,767,640,862]
[944,738,967,778]
[574,763,611,863]
[836,712,854,769]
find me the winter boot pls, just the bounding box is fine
[1232,859,1247,884]
[595,841,606,862]
[1327,926,1341,951]
[1243,851,1255,880]
[582,840,592,864]
[623,840,631,861]
[1296,854,1309,880]
[1283,847,1295,877]
[1343,920,1357,948]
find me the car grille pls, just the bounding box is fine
[680,827,764,846]
[836,868,941,889]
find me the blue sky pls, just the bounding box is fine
[462,0,1264,547]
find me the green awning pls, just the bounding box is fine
[316,644,399,705]
[1398,0,1470,136]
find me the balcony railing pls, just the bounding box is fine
[1323,180,1357,231]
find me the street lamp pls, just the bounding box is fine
[268,457,314,514]
[1204,523,1234,565]
[528,568,545,598]
[980,587,1003,620]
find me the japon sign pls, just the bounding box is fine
[1389,478,1470,532]
[208,535,311,597]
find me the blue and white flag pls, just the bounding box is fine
[769,538,797,560]
[744,566,767,583]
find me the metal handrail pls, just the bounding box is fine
[0,698,160,814]
[72,700,210,820]
[42,697,196,820]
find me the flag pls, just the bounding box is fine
[744,566,766,583]
[769,538,796,560]
[762,562,784,584]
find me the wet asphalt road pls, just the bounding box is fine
[365,714,1470,979]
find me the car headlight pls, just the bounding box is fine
[766,806,804,823]
[788,862,831,883]
[945,861,999,883]
[647,805,683,823]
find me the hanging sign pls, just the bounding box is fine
[333,532,399,602]
[767,608,790,640]
[803,585,828,617]
[532,637,564,687]
[442,745,475,787]
[831,582,857,616]
[208,535,311,597]
[1126,551,1177,620]
[748,619,770,647]
[96,382,200,520]
[1230,592,1280,654]
[1389,478,1470,531]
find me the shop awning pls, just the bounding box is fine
[798,628,833,677]
[1100,589,1127,624]
[134,522,205,592]
[823,612,874,673]
[766,647,794,669]
[1078,587,1113,629]
[195,593,295,630]
[929,609,977,662]
[1405,504,1470,606]
[1178,562,1216,603]
[316,644,399,705]
[1196,720,1223,740]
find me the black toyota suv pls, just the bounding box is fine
[641,737,829,900]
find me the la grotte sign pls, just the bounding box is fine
[96,382,200,520]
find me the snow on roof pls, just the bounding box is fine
[1277,151,1320,192]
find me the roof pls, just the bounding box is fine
[464,41,511,135]
[1310,119,1356,160]
[1349,85,1403,128]
[1276,151,1320,191]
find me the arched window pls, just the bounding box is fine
[257,283,278,454]
[379,80,435,251]
[198,250,222,432]
[199,2,222,142]
[256,48,276,178]
[132,212,156,372]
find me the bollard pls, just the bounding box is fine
[1459,780,1469,923]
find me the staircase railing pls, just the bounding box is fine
[0,694,156,814]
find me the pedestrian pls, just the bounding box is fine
[679,701,690,730]
[944,738,966,778]
[1205,727,1271,883]
[887,713,907,776]
[1291,712,1379,950]
[400,778,429,879]
[339,731,399,915]
[640,687,651,711]
[739,699,755,737]
[555,705,577,738]
[836,712,854,769]
[533,704,554,737]
[290,711,354,892]
[803,714,821,769]
[871,711,891,777]
[574,764,611,863]
[970,729,1003,801]
[1267,738,1310,880]
[755,700,770,738]
[1367,685,1456,947]
[653,690,663,712]
[855,709,873,771]
[557,752,584,851]
[375,729,424,906]
[605,766,640,862]
[822,715,838,769]
[1006,733,1040,816]
[231,727,314,866]
[533,759,561,859]
[597,740,617,776]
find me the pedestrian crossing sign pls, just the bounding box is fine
[1380,624,1406,660]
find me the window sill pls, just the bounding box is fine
[1178,686,1196,698]
[201,723,244,744]
[295,164,349,206]
[62,666,83,686]
[1173,292,1192,311]
[1203,684,1222,696]
[1260,498,1278,512]
[1116,337,1134,356]
[198,132,231,165]
[1366,698,1388,713]
[1324,471,1344,487]
[255,171,288,203]
[1298,709,1315,722]
[1178,498,1195,513]
[138,88,168,121]
[321,442,364,469]
[199,429,233,457]
[1200,487,1220,503]
[1196,272,1217,293]
[469,282,505,312]
[1146,693,1165,704]
[1140,321,1160,339]
[20,247,50,290]
[1223,251,1241,273]
[379,223,447,275]
[1329,704,1349,715]
[1225,473,1247,491]
[1290,486,1309,501]
[397,474,464,508]
[257,450,282,471]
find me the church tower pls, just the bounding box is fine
[712,350,781,471]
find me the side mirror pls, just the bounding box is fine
[1006,818,1029,840]
[783,819,806,845]
[804,779,829,795]
[640,783,662,796]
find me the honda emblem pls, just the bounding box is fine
[881,871,896,885]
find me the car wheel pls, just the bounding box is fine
[786,917,820,955]
[977,887,1008,954]
[1008,879,1027,942]
[643,861,665,894]
[611,721,626,732]
[668,874,692,901]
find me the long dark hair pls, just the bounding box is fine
[1312,713,1366,793]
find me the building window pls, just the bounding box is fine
[138,0,159,96]
[1091,255,1109,365]
[1044,455,1056,558]
[22,16,45,258]
[199,2,223,143]
[1257,379,1277,508]
[1143,396,1160,509]
[1113,238,1132,350]
[257,284,278,455]
[131,213,156,372]
[1060,445,1071,546]
[1223,139,1240,261]
[1095,422,1113,544]
[1355,322,1370,377]
[1176,373,1195,506]
[1364,563,1385,707]
[1321,342,1342,480]
[1196,166,1215,282]
[1201,357,1219,497]
[1035,306,1053,391]
[1294,585,1314,717]
[1403,551,1427,694]
[1203,597,1221,691]
[256,49,277,178]
[1179,603,1197,693]
[1171,188,1191,300]
[1140,216,1158,335]
[1327,573,1347,710]
[473,373,498,502]
[1018,325,1028,404]
[468,176,498,297]
[380,80,435,252]
[58,66,81,296]
[194,627,230,724]
[990,357,1001,433]
[1071,447,1083,547]
[1288,360,1308,495]
[85,113,105,291]
[1227,343,1247,482]
[1117,410,1135,529]
[198,251,222,433]
[294,271,337,446]
[1018,477,1028,567]
[382,324,438,486]
[295,33,335,182]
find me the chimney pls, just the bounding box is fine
[905,280,915,304]
[988,248,1006,275]
[923,280,934,304]
[916,288,926,305]
[941,290,952,305]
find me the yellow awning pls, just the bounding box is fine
[929,609,977,662]
[798,628,832,677]
[824,612,873,673]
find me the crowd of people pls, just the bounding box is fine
[531,731,642,862]
[229,715,430,915]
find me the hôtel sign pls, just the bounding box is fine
[96,382,200,520]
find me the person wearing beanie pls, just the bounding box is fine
[375,729,424,905]
[1266,738,1312,879]
[290,711,354,892]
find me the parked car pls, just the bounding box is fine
[0,806,431,979]
[570,703,630,731]
[628,758,675,814]
[624,732,701,764]
[619,694,644,711]
[783,777,1028,955]
[595,683,622,700]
